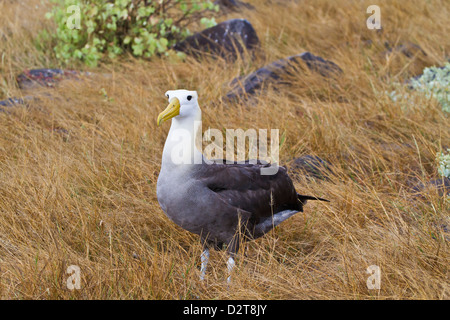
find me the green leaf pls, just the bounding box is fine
[43,0,220,65]
[123,35,132,45]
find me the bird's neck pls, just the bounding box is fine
[161,112,203,169]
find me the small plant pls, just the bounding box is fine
[437,148,450,179]
[45,0,219,67]
[388,62,450,114]
[409,62,450,113]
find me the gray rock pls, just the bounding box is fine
[383,41,427,59]
[215,0,254,11]
[412,177,450,198]
[224,52,342,101]
[16,69,87,89]
[0,97,26,107]
[173,18,259,60]
[290,155,334,180]
[0,96,33,112]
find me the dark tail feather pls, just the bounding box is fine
[298,194,330,204]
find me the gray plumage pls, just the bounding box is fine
[158,158,327,254]
[156,89,328,281]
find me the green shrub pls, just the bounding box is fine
[45,0,219,67]
[388,62,450,114]
[437,149,450,179]
[409,62,450,113]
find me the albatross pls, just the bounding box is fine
[156,89,328,282]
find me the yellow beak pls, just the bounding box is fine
[157,97,180,126]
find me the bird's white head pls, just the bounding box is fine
[157,89,199,126]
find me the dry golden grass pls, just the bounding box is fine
[0,0,449,299]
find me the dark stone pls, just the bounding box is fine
[396,43,427,58]
[383,42,427,58]
[224,52,342,101]
[0,96,34,112]
[215,0,254,11]
[16,68,85,89]
[173,18,259,60]
[412,177,450,198]
[289,155,334,180]
[0,97,26,107]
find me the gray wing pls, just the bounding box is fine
[193,160,303,228]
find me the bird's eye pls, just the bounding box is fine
[166,94,169,99]
[187,95,192,101]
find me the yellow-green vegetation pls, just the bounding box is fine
[0,0,448,299]
[44,0,218,66]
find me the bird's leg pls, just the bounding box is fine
[226,237,239,284]
[226,255,235,284]
[200,248,210,281]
